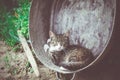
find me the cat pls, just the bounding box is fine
[44,31,69,66]
[44,31,94,71]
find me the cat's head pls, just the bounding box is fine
[48,31,69,52]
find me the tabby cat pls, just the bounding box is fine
[44,31,94,71]
[44,31,69,65]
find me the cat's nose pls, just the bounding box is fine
[59,46,63,50]
[58,47,61,49]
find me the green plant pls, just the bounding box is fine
[4,54,11,68]
[0,0,31,46]
[25,61,34,73]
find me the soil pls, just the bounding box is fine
[0,41,56,80]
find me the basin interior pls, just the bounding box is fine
[29,0,116,73]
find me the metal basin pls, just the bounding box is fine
[29,0,116,73]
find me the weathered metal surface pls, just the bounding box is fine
[29,0,116,73]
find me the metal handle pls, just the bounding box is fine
[56,72,76,80]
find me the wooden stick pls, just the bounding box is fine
[17,30,40,77]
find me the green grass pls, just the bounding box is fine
[0,0,31,47]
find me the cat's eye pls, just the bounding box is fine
[52,42,57,46]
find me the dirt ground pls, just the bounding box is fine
[0,41,56,80]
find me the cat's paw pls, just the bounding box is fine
[44,44,49,52]
[59,66,68,71]
[47,38,51,43]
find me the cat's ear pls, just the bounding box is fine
[64,31,70,37]
[49,31,55,38]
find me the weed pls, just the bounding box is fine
[25,61,34,73]
[4,54,11,68]
[0,0,31,46]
